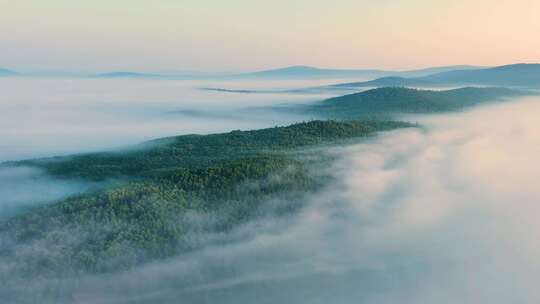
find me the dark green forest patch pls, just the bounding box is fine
[1,120,413,279]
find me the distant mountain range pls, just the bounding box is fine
[0,65,483,80]
[92,72,165,79]
[88,65,483,80]
[202,63,540,93]
[417,63,540,86]
[2,82,533,290]
[330,64,540,89]
[307,86,530,118]
[2,64,539,88]
[233,65,482,80]
[0,68,18,77]
[331,76,436,89]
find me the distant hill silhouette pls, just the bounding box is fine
[418,63,540,86]
[329,64,540,89]
[93,72,164,78]
[330,76,438,89]
[235,65,386,79]
[309,87,528,117]
[0,68,18,77]
[1,65,486,80]
[234,65,481,79]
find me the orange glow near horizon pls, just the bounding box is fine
[0,0,538,72]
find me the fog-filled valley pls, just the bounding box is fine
[3,0,540,302]
[1,74,540,303]
[0,78,345,162]
[0,77,339,218]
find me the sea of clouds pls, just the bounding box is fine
[3,97,539,303]
[1,75,539,303]
[0,77,329,216]
[0,77,331,162]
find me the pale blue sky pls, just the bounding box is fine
[1,0,539,72]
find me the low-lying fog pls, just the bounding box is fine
[0,77,337,214]
[4,97,539,303]
[0,166,97,218]
[0,77,338,162]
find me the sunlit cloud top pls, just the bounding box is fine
[1,0,539,72]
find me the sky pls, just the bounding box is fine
[1,0,539,73]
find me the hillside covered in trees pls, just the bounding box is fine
[307,87,527,118]
[1,120,412,289]
[324,64,540,89]
[2,83,529,303]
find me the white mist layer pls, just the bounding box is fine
[0,78,331,162]
[0,166,92,217]
[24,98,539,303]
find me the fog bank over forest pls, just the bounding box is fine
[3,97,539,303]
[0,78,334,162]
[2,0,539,302]
[122,98,540,303]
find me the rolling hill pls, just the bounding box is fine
[234,65,387,79]
[0,65,485,81]
[1,82,531,302]
[308,87,528,117]
[2,120,412,280]
[418,63,540,86]
[328,64,540,89]
[233,65,482,80]
[329,76,438,89]
[0,68,18,77]
[92,71,165,79]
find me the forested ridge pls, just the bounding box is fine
[18,120,409,181]
[1,120,412,279]
[308,87,527,118]
[1,84,528,303]
[324,64,540,88]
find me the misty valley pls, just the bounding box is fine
[1,64,540,304]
